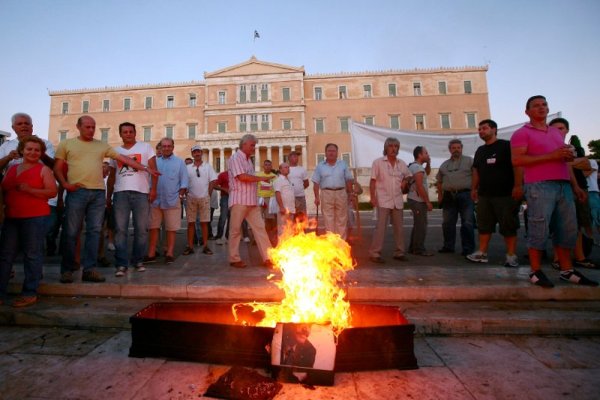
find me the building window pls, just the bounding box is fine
[438,81,447,95]
[440,114,451,129]
[189,93,197,107]
[143,127,152,142]
[124,98,131,111]
[413,82,422,96]
[282,119,292,130]
[239,115,247,131]
[239,85,247,103]
[250,114,258,131]
[165,126,173,138]
[145,96,153,109]
[82,100,89,113]
[217,122,227,133]
[464,80,472,94]
[466,113,477,129]
[218,91,226,105]
[102,99,110,112]
[166,96,174,109]
[388,83,397,97]
[415,114,425,130]
[250,84,258,102]
[342,153,352,167]
[61,102,69,115]
[59,130,68,141]
[261,114,269,131]
[364,116,374,126]
[390,115,400,130]
[339,85,347,99]
[340,117,349,133]
[314,87,322,100]
[282,87,290,101]
[363,84,372,98]
[261,84,269,101]
[316,153,325,164]
[100,128,109,142]
[188,124,196,139]
[315,118,324,133]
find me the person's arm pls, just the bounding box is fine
[414,171,433,211]
[313,182,320,206]
[106,166,116,209]
[208,179,217,197]
[236,173,270,183]
[512,167,524,200]
[570,157,591,172]
[116,154,160,177]
[511,145,575,167]
[276,191,286,214]
[148,156,158,203]
[303,179,309,189]
[17,166,57,199]
[53,158,80,192]
[369,178,377,208]
[470,168,479,202]
[569,165,587,203]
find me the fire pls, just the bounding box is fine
[233,220,355,334]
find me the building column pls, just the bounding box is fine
[301,144,307,166]
[279,145,284,165]
[267,146,272,163]
[220,147,225,172]
[208,148,214,168]
[254,146,260,172]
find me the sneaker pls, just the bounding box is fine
[560,269,599,286]
[551,260,560,270]
[60,271,74,284]
[216,238,227,245]
[107,242,116,251]
[466,251,488,263]
[573,259,597,269]
[135,262,146,272]
[182,247,195,255]
[115,266,127,277]
[142,255,158,264]
[12,296,37,308]
[529,270,554,288]
[504,254,519,268]
[243,237,251,243]
[165,255,175,264]
[82,269,106,283]
[202,246,213,255]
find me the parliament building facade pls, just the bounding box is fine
[48,57,490,172]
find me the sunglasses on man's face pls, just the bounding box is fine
[196,167,200,177]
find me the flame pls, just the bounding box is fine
[233,219,355,335]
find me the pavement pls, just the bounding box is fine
[1,210,600,399]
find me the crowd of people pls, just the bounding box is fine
[0,94,599,307]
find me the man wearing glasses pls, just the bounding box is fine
[183,145,217,256]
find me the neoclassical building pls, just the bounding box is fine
[48,57,490,172]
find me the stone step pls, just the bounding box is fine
[2,297,599,336]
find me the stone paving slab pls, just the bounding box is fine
[1,326,599,399]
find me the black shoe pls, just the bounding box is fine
[369,256,385,264]
[142,255,157,263]
[82,269,106,283]
[529,270,554,288]
[393,255,409,261]
[438,248,454,253]
[202,246,213,255]
[560,269,599,286]
[165,255,175,264]
[182,247,195,255]
[230,261,247,268]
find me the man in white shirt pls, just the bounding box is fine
[184,145,217,256]
[107,122,158,277]
[0,113,55,172]
[287,151,309,222]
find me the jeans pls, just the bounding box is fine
[113,191,150,267]
[0,216,47,298]
[441,191,475,254]
[45,206,63,254]
[216,194,229,239]
[408,199,428,254]
[61,188,106,273]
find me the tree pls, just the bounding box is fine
[588,139,600,159]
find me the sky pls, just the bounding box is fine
[1,0,599,149]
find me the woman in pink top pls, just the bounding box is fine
[0,137,57,307]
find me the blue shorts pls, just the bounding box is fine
[524,181,577,250]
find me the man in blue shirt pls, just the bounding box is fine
[312,143,354,239]
[144,137,188,264]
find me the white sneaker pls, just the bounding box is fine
[216,238,227,245]
[504,254,519,268]
[135,263,146,272]
[115,266,127,277]
[243,237,250,243]
[107,243,116,251]
[466,251,488,263]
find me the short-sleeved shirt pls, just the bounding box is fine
[510,123,569,184]
[110,141,155,194]
[153,155,188,209]
[0,136,55,171]
[472,139,514,197]
[55,137,119,189]
[217,171,229,194]
[311,160,353,189]
[436,155,473,191]
[288,165,308,197]
[274,175,296,213]
[187,162,217,199]
[228,149,258,207]
[587,159,598,193]
[370,157,411,209]
[407,162,428,203]
[256,171,276,198]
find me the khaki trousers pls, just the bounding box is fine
[228,205,271,263]
[369,207,405,257]
[320,189,348,239]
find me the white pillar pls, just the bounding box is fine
[278,145,284,165]
[220,147,225,172]
[267,146,272,163]
[254,146,260,172]
[208,148,214,168]
[301,144,307,166]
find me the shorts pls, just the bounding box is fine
[575,195,592,229]
[186,196,210,223]
[476,195,519,236]
[524,181,577,250]
[150,205,181,231]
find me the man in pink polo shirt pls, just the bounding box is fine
[228,134,273,268]
[511,95,597,288]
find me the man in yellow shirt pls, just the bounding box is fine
[54,115,158,284]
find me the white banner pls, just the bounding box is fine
[349,114,561,168]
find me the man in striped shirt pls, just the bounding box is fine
[228,134,273,268]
